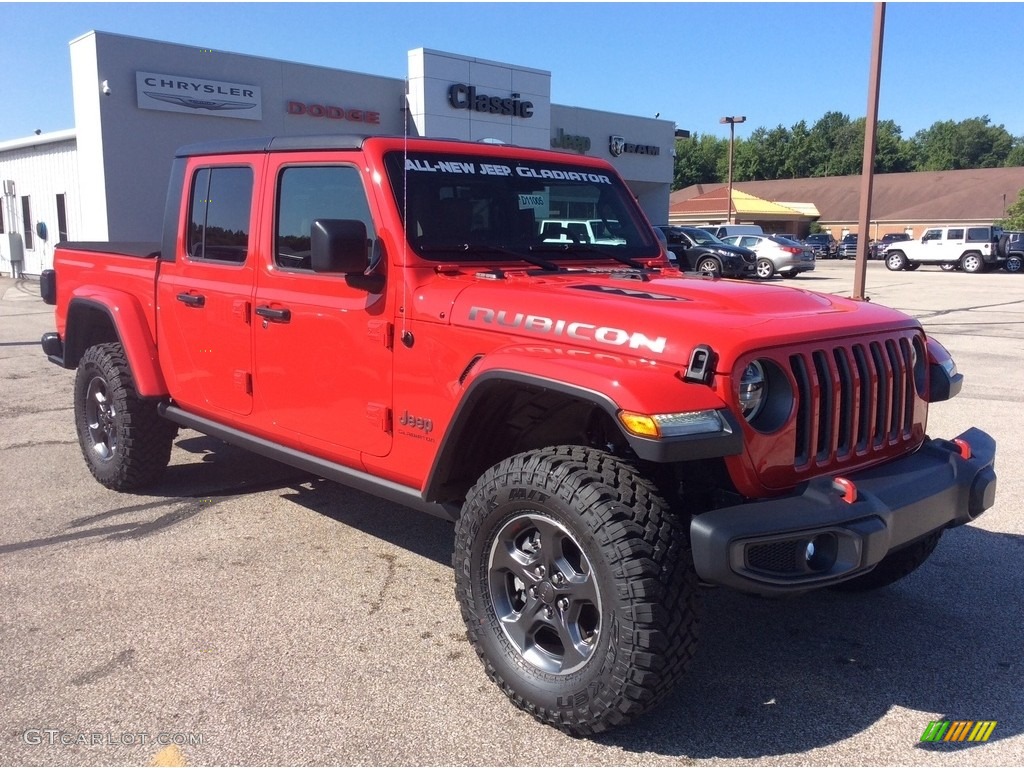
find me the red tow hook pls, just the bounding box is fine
[833,477,857,504]
[953,438,972,460]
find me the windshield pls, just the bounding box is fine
[681,228,723,246]
[384,151,660,263]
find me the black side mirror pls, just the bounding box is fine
[311,219,367,274]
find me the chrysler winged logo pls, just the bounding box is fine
[609,135,626,157]
[143,92,257,112]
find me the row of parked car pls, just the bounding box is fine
[658,224,1023,278]
[655,225,815,279]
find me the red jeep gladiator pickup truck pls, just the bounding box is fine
[40,135,996,735]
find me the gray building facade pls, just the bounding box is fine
[0,31,674,275]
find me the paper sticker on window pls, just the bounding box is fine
[519,193,547,210]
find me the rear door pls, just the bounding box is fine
[157,157,261,416]
[251,156,393,458]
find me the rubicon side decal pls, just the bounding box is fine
[467,307,667,354]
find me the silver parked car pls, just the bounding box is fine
[721,234,817,279]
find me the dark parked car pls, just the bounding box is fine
[871,232,912,259]
[998,231,1023,273]
[804,233,838,259]
[839,233,858,259]
[655,225,757,278]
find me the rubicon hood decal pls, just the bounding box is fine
[466,306,668,354]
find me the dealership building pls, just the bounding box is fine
[0,31,675,276]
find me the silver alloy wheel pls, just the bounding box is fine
[697,258,721,277]
[886,251,906,270]
[488,512,602,674]
[961,254,982,273]
[84,375,117,461]
[755,258,774,279]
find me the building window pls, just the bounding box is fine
[56,194,69,242]
[187,167,253,263]
[21,196,33,250]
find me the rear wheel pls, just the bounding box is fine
[885,251,907,271]
[1005,255,1023,273]
[755,258,775,279]
[454,446,700,736]
[831,531,941,592]
[74,343,176,490]
[961,252,984,273]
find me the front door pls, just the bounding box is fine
[251,158,392,458]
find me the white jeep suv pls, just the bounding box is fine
[884,225,1001,273]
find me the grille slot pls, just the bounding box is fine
[789,333,917,470]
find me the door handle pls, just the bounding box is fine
[255,305,291,322]
[176,292,205,308]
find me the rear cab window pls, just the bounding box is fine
[187,166,254,264]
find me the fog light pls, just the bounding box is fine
[804,533,838,572]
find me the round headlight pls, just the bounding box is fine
[739,361,767,421]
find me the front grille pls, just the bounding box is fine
[787,332,920,470]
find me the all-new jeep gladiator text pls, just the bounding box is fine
[41,135,997,736]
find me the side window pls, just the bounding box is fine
[946,228,964,240]
[921,229,942,242]
[965,227,989,242]
[275,165,376,271]
[187,166,253,264]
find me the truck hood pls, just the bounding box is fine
[441,270,919,368]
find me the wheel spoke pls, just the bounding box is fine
[499,598,546,651]
[488,538,539,585]
[552,611,594,672]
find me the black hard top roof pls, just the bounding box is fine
[175,135,368,158]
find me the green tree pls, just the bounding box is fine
[672,133,727,189]
[911,116,1015,170]
[1001,187,1024,230]
[1005,138,1024,167]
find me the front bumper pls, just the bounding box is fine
[690,427,996,594]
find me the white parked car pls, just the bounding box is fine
[539,219,626,245]
[721,234,816,279]
[884,225,1001,273]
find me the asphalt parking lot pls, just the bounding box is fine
[1,261,1021,766]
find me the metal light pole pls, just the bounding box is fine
[720,116,746,224]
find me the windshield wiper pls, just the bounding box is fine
[418,243,563,272]
[530,243,645,270]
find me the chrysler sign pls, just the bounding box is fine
[136,71,262,121]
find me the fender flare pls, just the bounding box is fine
[422,353,741,502]
[65,292,168,397]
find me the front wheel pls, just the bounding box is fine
[74,343,177,490]
[885,251,907,271]
[454,446,700,736]
[1005,255,1023,273]
[755,258,775,279]
[940,263,959,272]
[696,256,722,277]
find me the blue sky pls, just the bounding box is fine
[2,2,1022,143]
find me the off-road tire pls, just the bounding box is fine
[74,343,177,490]
[454,446,700,736]
[885,250,907,271]
[696,257,722,277]
[755,258,775,279]
[831,531,942,592]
